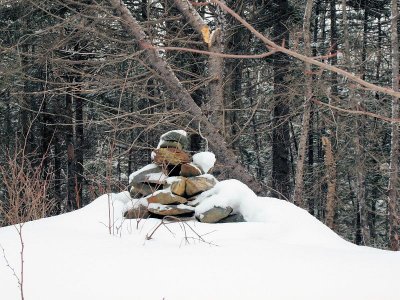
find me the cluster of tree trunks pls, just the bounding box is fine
[1,0,399,250]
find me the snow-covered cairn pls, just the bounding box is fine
[124,130,244,223]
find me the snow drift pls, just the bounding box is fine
[0,183,399,300]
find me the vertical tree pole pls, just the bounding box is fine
[65,83,76,211]
[169,0,224,131]
[293,0,313,208]
[342,0,369,245]
[388,0,400,251]
[323,136,337,229]
[271,0,291,199]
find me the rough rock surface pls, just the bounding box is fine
[130,182,160,197]
[217,213,246,223]
[130,164,166,184]
[198,206,233,223]
[185,176,216,196]
[159,131,189,149]
[148,204,194,216]
[153,148,190,166]
[158,140,183,149]
[124,205,150,219]
[125,130,247,223]
[147,191,187,205]
[170,177,186,196]
[180,163,203,177]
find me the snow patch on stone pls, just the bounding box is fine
[192,152,216,173]
[129,163,159,184]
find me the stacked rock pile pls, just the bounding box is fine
[125,130,224,221]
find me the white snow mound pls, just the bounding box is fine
[1,186,399,300]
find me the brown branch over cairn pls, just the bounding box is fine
[108,0,265,195]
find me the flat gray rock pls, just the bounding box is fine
[130,182,161,197]
[130,164,166,184]
[198,206,233,223]
[148,204,195,217]
[124,205,150,219]
[217,213,246,223]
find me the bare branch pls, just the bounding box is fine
[210,0,400,99]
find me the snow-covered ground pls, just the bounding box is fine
[1,188,399,300]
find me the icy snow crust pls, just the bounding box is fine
[1,187,400,300]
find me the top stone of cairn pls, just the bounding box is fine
[157,130,189,150]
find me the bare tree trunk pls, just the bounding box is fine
[65,86,76,211]
[307,0,321,216]
[271,0,291,199]
[342,0,369,246]
[323,136,337,229]
[75,88,84,208]
[224,28,245,147]
[293,0,313,208]
[356,4,369,245]
[330,0,338,96]
[108,0,264,194]
[170,0,224,131]
[53,130,62,213]
[388,0,400,251]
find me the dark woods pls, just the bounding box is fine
[0,0,399,250]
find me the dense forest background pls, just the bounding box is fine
[0,0,399,250]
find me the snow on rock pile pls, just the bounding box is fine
[126,130,231,221]
[192,151,216,173]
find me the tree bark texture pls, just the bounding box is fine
[108,0,264,195]
[293,0,313,208]
[170,0,225,132]
[323,136,337,230]
[65,87,76,211]
[342,0,369,246]
[271,0,291,199]
[388,0,400,251]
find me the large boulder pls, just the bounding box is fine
[185,176,217,196]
